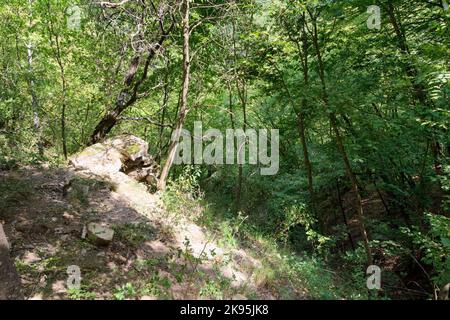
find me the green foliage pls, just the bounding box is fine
[279,204,331,254]
[285,254,353,299]
[140,273,172,299]
[68,287,97,300]
[114,223,157,249]
[438,165,450,212]
[401,213,450,288]
[1,0,449,300]
[162,165,204,221]
[114,283,137,300]
[199,276,233,300]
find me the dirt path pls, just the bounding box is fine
[0,165,275,300]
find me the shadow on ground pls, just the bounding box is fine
[0,165,281,300]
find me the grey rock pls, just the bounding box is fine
[87,222,114,246]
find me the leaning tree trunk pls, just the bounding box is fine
[90,2,175,145]
[309,11,373,265]
[91,55,144,144]
[157,0,191,191]
[330,113,373,265]
[91,30,171,145]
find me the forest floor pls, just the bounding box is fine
[0,163,310,300]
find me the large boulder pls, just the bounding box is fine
[69,142,123,175]
[69,135,159,184]
[108,135,149,162]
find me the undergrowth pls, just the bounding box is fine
[161,169,371,300]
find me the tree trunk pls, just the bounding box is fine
[309,11,373,265]
[157,59,171,165]
[27,0,43,156]
[47,5,68,159]
[336,180,355,250]
[235,77,247,212]
[90,55,142,144]
[386,2,428,105]
[231,21,248,212]
[157,0,191,191]
[298,13,315,215]
[297,110,314,208]
[330,113,372,264]
[227,81,241,212]
[90,11,174,145]
[235,85,246,212]
[386,1,441,174]
[282,12,316,216]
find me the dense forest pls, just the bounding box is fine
[0,0,449,300]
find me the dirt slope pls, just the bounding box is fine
[0,164,282,300]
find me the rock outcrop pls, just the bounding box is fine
[69,135,159,186]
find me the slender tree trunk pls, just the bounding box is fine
[282,12,316,215]
[228,82,236,131]
[27,0,43,156]
[273,57,315,215]
[235,80,247,212]
[386,1,442,174]
[330,113,372,262]
[309,12,373,265]
[337,179,355,250]
[386,2,428,105]
[227,81,241,210]
[298,13,315,215]
[157,61,171,165]
[47,6,68,159]
[230,20,247,211]
[157,0,190,191]
[297,110,314,208]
